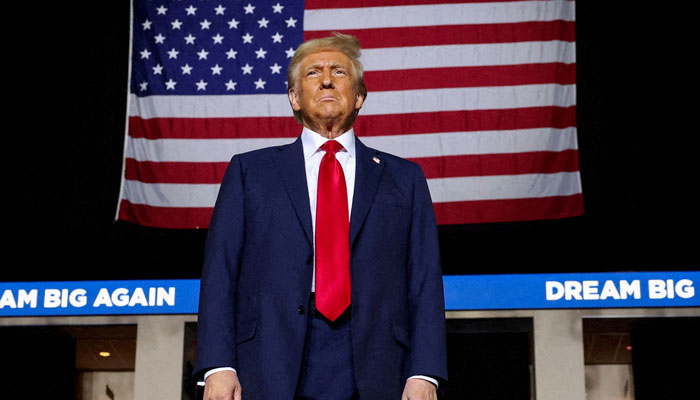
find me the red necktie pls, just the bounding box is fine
[315,140,351,321]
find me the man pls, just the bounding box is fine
[195,33,447,400]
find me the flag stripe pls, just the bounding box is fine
[304,0,532,9]
[364,63,576,91]
[121,171,581,209]
[304,21,575,48]
[126,127,578,162]
[303,1,574,30]
[360,42,576,71]
[432,194,584,225]
[125,150,579,184]
[414,150,580,179]
[119,193,585,229]
[129,84,575,119]
[128,106,576,140]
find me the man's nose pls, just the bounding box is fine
[321,70,333,88]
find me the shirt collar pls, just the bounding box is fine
[301,126,356,160]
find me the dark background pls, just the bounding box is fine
[5,2,698,282]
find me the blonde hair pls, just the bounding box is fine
[287,33,367,124]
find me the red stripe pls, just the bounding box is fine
[129,106,576,139]
[128,116,300,140]
[433,194,584,225]
[305,21,575,48]
[118,200,213,229]
[412,150,580,179]
[354,106,576,136]
[304,0,532,9]
[365,63,576,91]
[119,194,584,229]
[124,158,229,184]
[124,150,578,184]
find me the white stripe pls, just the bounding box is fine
[121,172,582,208]
[362,128,579,159]
[126,128,578,162]
[304,1,575,31]
[130,84,574,119]
[361,42,576,71]
[123,180,220,208]
[362,84,575,115]
[126,137,294,162]
[129,93,292,119]
[427,172,583,203]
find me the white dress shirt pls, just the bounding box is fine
[203,128,437,388]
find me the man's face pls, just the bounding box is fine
[288,50,364,133]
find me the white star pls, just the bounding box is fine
[142,20,152,30]
[255,47,267,59]
[225,80,237,91]
[241,63,253,74]
[156,5,167,15]
[270,63,282,74]
[171,19,183,30]
[243,3,255,14]
[167,48,179,59]
[181,64,193,75]
[226,48,237,59]
[139,81,148,91]
[196,79,208,91]
[152,64,164,75]
[200,19,211,30]
[197,48,209,60]
[285,17,297,28]
[214,4,226,15]
[185,5,197,16]
[272,3,284,13]
[211,64,223,75]
[257,17,269,28]
[165,79,177,90]
[242,32,254,44]
[140,49,152,59]
[154,33,166,44]
[228,18,239,29]
[212,33,224,44]
[271,32,283,43]
[285,47,295,58]
[184,34,196,44]
[254,78,267,89]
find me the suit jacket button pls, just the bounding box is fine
[298,305,305,315]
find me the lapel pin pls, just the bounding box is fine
[373,157,381,164]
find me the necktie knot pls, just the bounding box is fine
[321,140,343,155]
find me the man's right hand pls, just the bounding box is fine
[204,370,242,400]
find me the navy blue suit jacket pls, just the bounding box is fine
[195,135,447,399]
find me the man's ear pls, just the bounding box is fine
[288,88,301,111]
[355,93,364,110]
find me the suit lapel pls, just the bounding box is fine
[272,137,313,246]
[350,137,385,248]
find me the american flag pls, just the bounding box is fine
[118,0,583,229]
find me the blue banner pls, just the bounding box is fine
[0,280,199,317]
[444,271,700,310]
[1,272,698,316]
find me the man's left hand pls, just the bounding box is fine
[401,378,437,400]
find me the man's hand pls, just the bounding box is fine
[401,378,437,400]
[204,370,242,400]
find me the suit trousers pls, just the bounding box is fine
[294,295,359,400]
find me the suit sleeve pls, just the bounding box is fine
[405,164,448,384]
[194,155,246,377]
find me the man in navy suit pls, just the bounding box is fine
[195,33,447,400]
